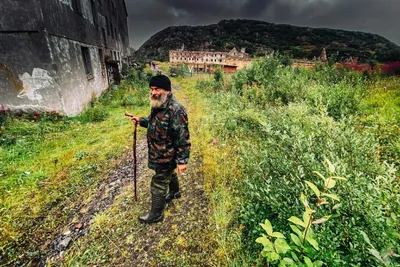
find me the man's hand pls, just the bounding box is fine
[130,116,140,123]
[177,164,188,176]
[125,111,140,123]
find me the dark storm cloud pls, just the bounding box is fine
[241,0,275,17]
[155,0,226,16]
[126,0,400,49]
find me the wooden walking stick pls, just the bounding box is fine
[133,120,138,201]
[125,112,138,201]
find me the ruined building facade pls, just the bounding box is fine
[169,47,252,72]
[0,0,129,115]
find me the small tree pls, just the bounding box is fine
[213,68,224,90]
[280,54,293,67]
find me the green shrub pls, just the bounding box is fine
[213,69,224,90]
[0,133,17,146]
[195,79,215,93]
[79,106,108,123]
[236,106,397,265]
[203,56,399,265]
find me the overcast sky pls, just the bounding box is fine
[126,0,400,49]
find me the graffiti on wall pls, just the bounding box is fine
[18,68,55,102]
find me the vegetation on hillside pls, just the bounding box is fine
[135,19,400,63]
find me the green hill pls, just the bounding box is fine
[134,19,400,63]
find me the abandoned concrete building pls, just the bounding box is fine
[169,47,252,73]
[0,0,129,115]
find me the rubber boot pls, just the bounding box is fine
[165,173,181,203]
[139,193,166,224]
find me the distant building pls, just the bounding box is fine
[0,0,129,115]
[319,48,328,62]
[169,47,252,73]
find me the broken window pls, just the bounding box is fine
[91,0,98,27]
[102,28,107,47]
[98,49,105,72]
[81,47,93,80]
[106,17,110,35]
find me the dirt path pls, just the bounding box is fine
[41,83,216,266]
[41,137,149,265]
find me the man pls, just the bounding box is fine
[129,75,190,224]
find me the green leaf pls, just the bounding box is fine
[324,178,336,189]
[290,233,302,247]
[280,258,296,267]
[260,219,273,236]
[303,211,311,226]
[288,216,306,228]
[312,215,331,224]
[306,235,319,250]
[321,193,340,201]
[274,238,291,254]
[305,181,320,197]
[312,171,326,181]
[300,193,309,207]
[282,258,295,264]
[368,248,384,262]
[291,252,300,262]
[256,235,274,252]
[272,232,286,239]
[360,231,371,246]
[290,225,303,239]
[326,159,335,174]
[330,176,347,181]
[266,251,281,262]
[304,256,313,267]
[313,260,324,267]
[332,203,342,210]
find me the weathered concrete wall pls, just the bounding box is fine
[0,0,43,31]
[40,0,101,47]
[0,32,108,115]
[0,31,63,112]
[0,0,129,115]
[48,35,108,115]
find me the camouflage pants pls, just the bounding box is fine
[151,169,178,197]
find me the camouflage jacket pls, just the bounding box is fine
[139,93,191,171]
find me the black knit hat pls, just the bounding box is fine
[149,75,171,91]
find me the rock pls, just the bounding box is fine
[63,230,71,236]
[59,237,72,250]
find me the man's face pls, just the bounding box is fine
[150,86,169,108]
[150,86,166,99]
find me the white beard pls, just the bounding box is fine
[150,93,168,108]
